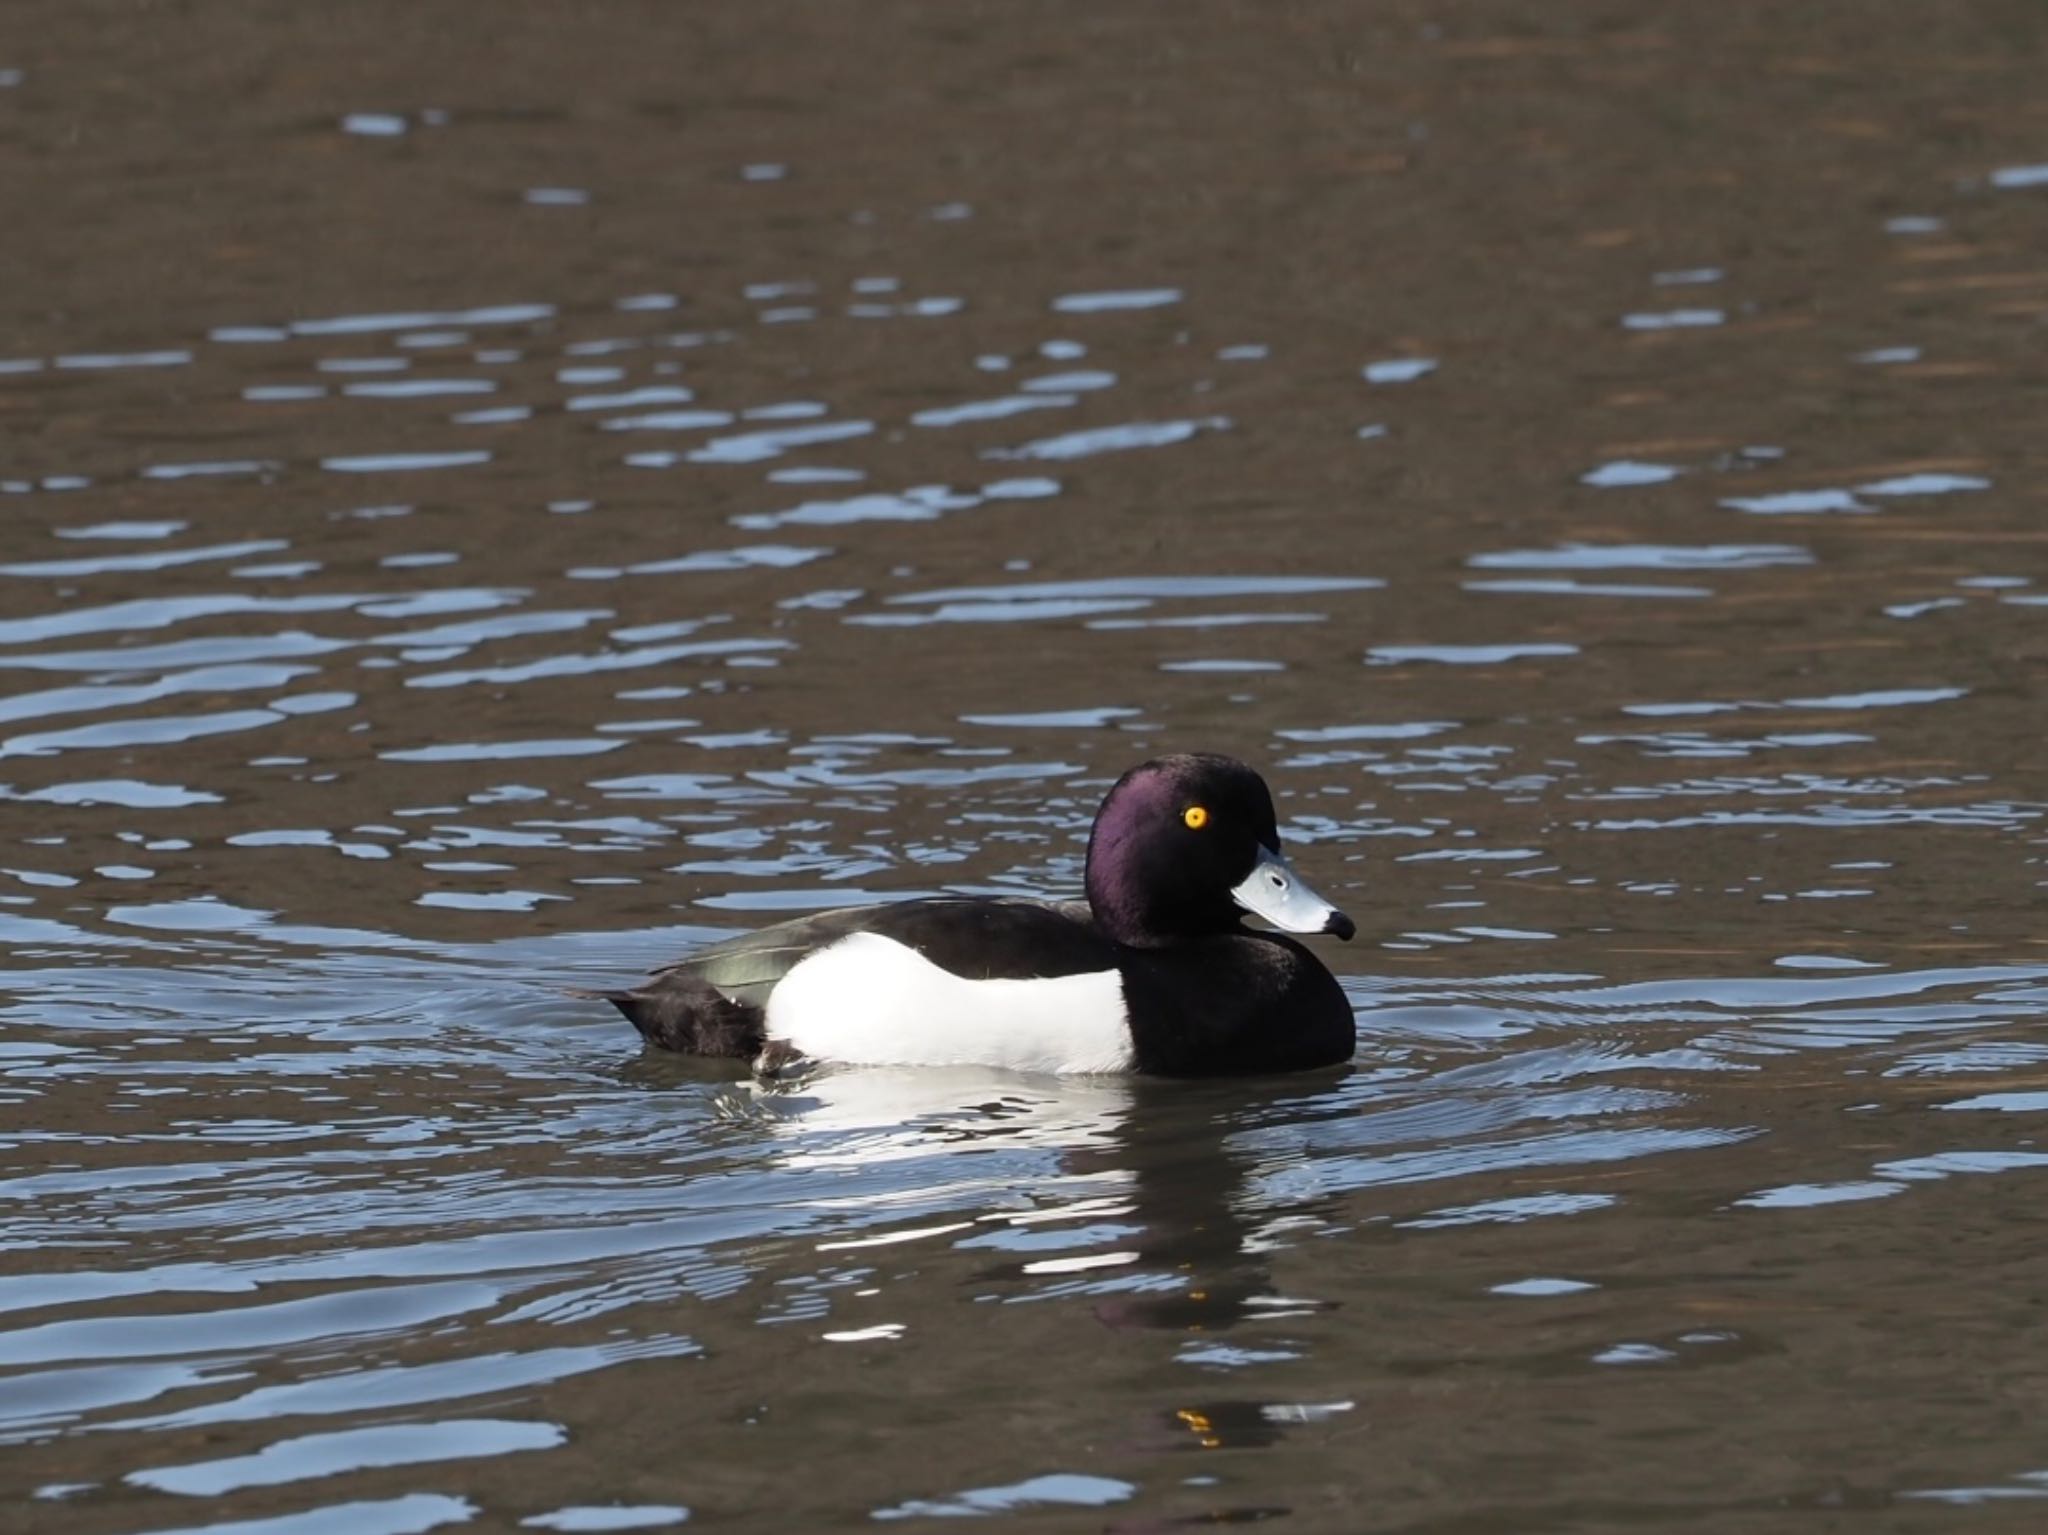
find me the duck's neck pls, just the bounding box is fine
[1085,856,1236,948]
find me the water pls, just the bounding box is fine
[6,4,2048,1529]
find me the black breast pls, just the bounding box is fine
[1118,934,1355,1076]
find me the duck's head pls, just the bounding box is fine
[1084,753,1356,947]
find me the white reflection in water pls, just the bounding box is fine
[56,349,193,369]
[382,740,624,762]
[1470,543,1810,570]
[960,707,1140,728]
[850,598,1149,626]
[1362,357,1437,383]
[0,664,316,728]
[567,385,693,411]
[523,1506,690,1531]
[0,779,220,808]
[404,638,789,688]
[911,394,1075,427]
[1465,579,1711,598]
[1736,1181,1904,1209]
[4,709,291,758]
[1368,643,1577,665]
[1581,459,1680,486]
[141,459,284,480]
[1051,288,1180,312]
[1088,610,1328,629]
[1622,309,1723,329]
[1861,472,1989,496]
[600,409,732,431]
[53,520,187,539]
[610,544,827,576]
[109,1341,694,1434]
[321,452,492,473]
[346,379,494,399]
[894,575,1377,603]
[989,417,1228,460]
[1492,1276,1597,1296]
[689,420,872,463]
[1276,722,1457,742]
[128,1418,564,1495]
[0,540,290,578]
[1990,163,2048,189]
[873,1471,1135,1519]
[292,304,555,336]
[1023,369,1113,391]
[137,1493,478,1535]
[1722,488,1869,515]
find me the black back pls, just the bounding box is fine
[666,896,1116,1007]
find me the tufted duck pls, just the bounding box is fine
[592,753,1357,1076]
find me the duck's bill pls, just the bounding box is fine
[1230,845,1357,940]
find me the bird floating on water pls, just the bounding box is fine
[592,753,1356,1077]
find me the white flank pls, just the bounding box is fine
[765,932,1133,1074]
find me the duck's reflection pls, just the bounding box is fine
[728,1062,1362,1456]
[738,1066,1355,1313]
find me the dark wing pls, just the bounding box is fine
[667,907,871,1007]
[658,896,1108,1007]
[860,896,1111,981]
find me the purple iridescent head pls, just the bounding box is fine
[1083,754,1355,947]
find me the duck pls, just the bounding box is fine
[592,753,1358,1077]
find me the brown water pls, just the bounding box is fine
[5,4,2048,1531]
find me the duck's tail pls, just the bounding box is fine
[568,976,767,1058]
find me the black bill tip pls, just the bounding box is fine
[1323,911,1357,942]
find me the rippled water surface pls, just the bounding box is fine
[7,5,2048,1531]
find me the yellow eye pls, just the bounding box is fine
[1183,805,1209,830]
